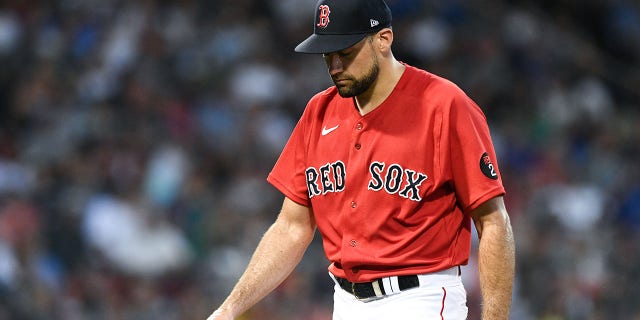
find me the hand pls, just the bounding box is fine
[206,308,234,320]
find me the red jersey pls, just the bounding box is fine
[267,64,505,282]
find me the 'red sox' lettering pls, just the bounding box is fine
[306,161,346,198]
[306,161,427,201]
[367,161,428,201]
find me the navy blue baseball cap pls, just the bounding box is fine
[295,0,392,54]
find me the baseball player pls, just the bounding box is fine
[207,0,515,319]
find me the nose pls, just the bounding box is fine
[326,54,343,76]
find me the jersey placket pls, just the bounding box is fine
[341,117,368,278]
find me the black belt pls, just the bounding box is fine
[334,275,420,300]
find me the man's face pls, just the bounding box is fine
[323,36,379,98]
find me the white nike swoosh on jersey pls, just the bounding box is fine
[321,125,339,136]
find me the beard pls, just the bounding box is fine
[332,56,380,98]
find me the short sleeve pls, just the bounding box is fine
[267,116,312,207]
[447,93,505,212]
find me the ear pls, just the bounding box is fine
[375,28,394,54]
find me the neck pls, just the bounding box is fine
[354,58,405,115]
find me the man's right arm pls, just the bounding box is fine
[206,197,316,320]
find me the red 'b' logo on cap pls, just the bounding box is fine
[317,5,331,28]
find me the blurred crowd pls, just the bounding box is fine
[0,0,639,319]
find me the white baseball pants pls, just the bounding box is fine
[331,267,468,320]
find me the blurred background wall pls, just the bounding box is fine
[0,0,639,319]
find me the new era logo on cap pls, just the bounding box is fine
[295,0,392,54]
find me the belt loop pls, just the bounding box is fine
[390,276,401,293]
[351,282,359,300]
[371,280,384,297]
[382,277,393,294]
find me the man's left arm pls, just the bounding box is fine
[470,195,515,320]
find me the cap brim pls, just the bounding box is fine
[294,33,368,54]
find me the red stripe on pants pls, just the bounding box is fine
[440,287,447,320]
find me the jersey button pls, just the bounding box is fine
[356,122,363,130]
[349,240,357,247]
[350,201,357,208]
[355,143,361,150]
